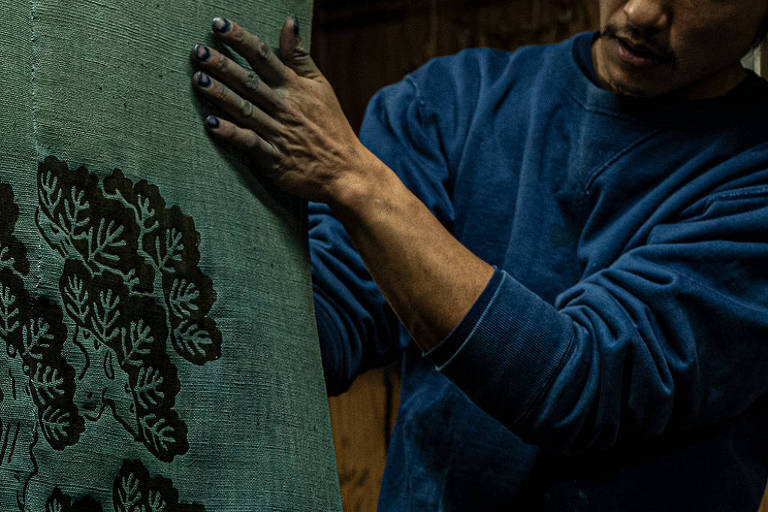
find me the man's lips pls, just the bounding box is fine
[614,36,665,68]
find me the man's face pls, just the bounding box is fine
[594,0,767,98]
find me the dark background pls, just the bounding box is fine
[312,0,599,132]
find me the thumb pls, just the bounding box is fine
[280,16,321,79]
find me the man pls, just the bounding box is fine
[190,1,768,509]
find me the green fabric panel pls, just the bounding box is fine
[0,1,342,511]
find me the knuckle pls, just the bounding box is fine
[267,93,286,112]
[257,42,271,60]
[243,71,260,93]
[244,134,259,151]
[282,70,298,86]
[212,85,227,102]
[214,52,229,72]
[230,26,246,43]
[239,98,256,120]
[281,101,301,121]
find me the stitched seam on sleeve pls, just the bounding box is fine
[705,184,768,202]
[515,326,578,426]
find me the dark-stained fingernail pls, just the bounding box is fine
[292,16,300,37]
[206,115,220,128]
[196,72,211,87]
[212,17,231,34]
[194,44,210,61]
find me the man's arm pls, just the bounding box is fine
[328,154,494,350]
[192,17,493,351]
[189,17,768,456]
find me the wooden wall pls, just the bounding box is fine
[310,1,768,509]
[312,0,598,132]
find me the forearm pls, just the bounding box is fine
[329,147,494,351]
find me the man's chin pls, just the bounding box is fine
[604,78,665,98]
[595,39,672,98]
[598,65,673,98]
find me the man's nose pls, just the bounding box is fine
[622,0,669,31]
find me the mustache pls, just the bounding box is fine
[601,23,675,63]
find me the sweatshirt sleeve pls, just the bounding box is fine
[426,187,768,455]
[310,57,465,395]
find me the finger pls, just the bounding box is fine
[192,44,284,114]
[279,16,321,79]
[212,17,292,86]
[193,71,281,137]
[204,115,278,166]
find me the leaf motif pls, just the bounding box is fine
[45,499,65,512]
[87,218,127,265]
[90,288,121,346]
[0,244,14,271]
[45,488,71,512]
[36,178,58,213]
[115,470,147,512]
[138,413,186,462]
[61,268,90,326]
[168,278,200,319]
[135,195,157,228]
[38,170,62,215]
[21,316,54,363]
[147,490,168,512]
[40,404,73,445]
[139,414,175,457]
[36,170,65,253]
[121,320,154,368]
[133,366,165,410]
[158,228,184,272]
[171,319,219,365]
[0,280,21,339]
[111,460,205,512]
[35,208,70,259]
[29,363,66,404]
[162,268,221,366]
[60,186,90,241]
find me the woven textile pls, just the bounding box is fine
[0,1,341,510]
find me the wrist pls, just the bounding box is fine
[327,145,400,219]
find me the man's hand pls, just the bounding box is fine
[192,17,494,350]
[191,16,371,204]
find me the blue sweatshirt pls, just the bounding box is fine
[309,32,768,510]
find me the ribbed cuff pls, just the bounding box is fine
[424,267,504,368]
[426,269,575,427]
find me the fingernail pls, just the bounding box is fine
[212,17,231,34]
[196,72,211,87]
[206,115,220,128]
[194,44,210,61]
[292,16,300,37]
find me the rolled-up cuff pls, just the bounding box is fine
[423,267,504,367]
[425,269,575,427]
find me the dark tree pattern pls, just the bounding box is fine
[0,181,84,510]
[2,278,84,450]
[34,156,222,463]
[46,459,206,512]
